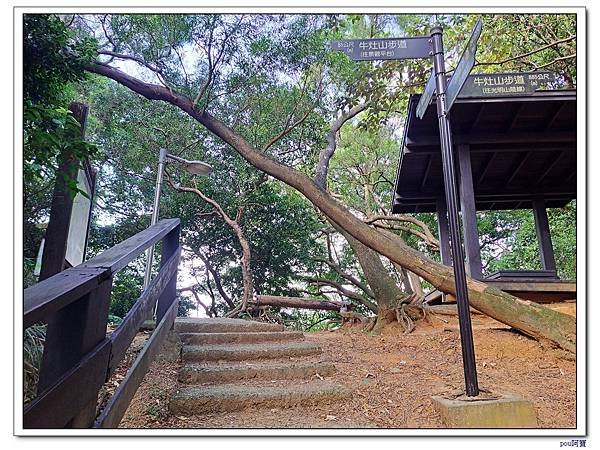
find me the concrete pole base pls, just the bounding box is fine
[431,390,538,428]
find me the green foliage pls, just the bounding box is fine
[108,268,143,319]
[84,81,325,314]
[23,324,46,404]
[23,14,99,270]
[479,201,576,280]
[71,13,576,318]
[108,315,124,326]
[23,14,96,104]
[177,295,196,317]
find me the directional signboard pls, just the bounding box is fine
[416,70,436,119]
[416,71,557,119]
[458,71,557,98]
[330,21,487,397]
[331,36,431,61]
[445,19,483,112]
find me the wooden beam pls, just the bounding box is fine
[397,187,575,201]
[504,151,532,187]
[82,218,180,273]
[485,280,576,293]
[404,145,574,155]
[24,339,111,429]
[532,197,557,272]
[476,152,496,188]
[564,169,576,183]
[457,144,483,280]
[24,266,108,328]
[156,225,181,324]
[37,277,112,391]
[545,102,567,131]
[405,130,575,147]
[535,151,565,186]
[37,277,113,427]
[468,103,485,133]
[506,103,525,132]
[107,247,181,376]
[420,154,433,191]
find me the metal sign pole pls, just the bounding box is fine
[430,26,479,397]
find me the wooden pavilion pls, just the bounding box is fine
[392,89,577,303]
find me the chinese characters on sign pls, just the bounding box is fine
[416,71,557,118]
[459,71,557,97]
[331,37,431,61]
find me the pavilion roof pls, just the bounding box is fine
[391,90,576,213]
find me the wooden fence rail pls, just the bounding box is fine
[23,218,181,429]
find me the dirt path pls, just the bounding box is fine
[118,302,576,429]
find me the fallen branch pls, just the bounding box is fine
[250,295,349,311]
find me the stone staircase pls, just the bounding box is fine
[169,318,351,416]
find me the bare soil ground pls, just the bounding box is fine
[117,302,576,429]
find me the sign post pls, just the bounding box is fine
[332,22,483,397]
[446,20,483,112]
[416,70,436,119]
[430,25,479,396]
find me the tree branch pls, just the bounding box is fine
[314,102,369,189]
[300,276,377,313]
[86,61,577,352]
[195,252,235,309]
[365,214,439,248]
[475,35,576,68]
[312,256,375,299]
[263,74,324,152]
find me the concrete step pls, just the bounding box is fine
[178,360,336,384]
[170,381,351,415]
[181,341,322,362]
[179,331,304,346]
[175,318,284,334]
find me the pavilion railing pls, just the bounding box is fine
[23,218,181,429]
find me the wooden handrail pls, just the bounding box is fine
[23,218,181,429]
[82,218,180,272]
[107,246,181,377]
[23,219,180,328]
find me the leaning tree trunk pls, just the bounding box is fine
[315,116,407,330]
[337,226,404,330]
[87,63,577,353]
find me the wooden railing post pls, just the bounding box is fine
[155,224,180,323]
[24,219,181,429]
[36,276,113,428]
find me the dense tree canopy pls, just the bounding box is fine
[23,13,577,340]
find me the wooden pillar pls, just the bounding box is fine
[155,224,181,323]
[436,197,452,266]
[457,144,483,279]
[39,102,89,280]
[532,197,557,273]
[37,276,113,427]
[36,102,101,428]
